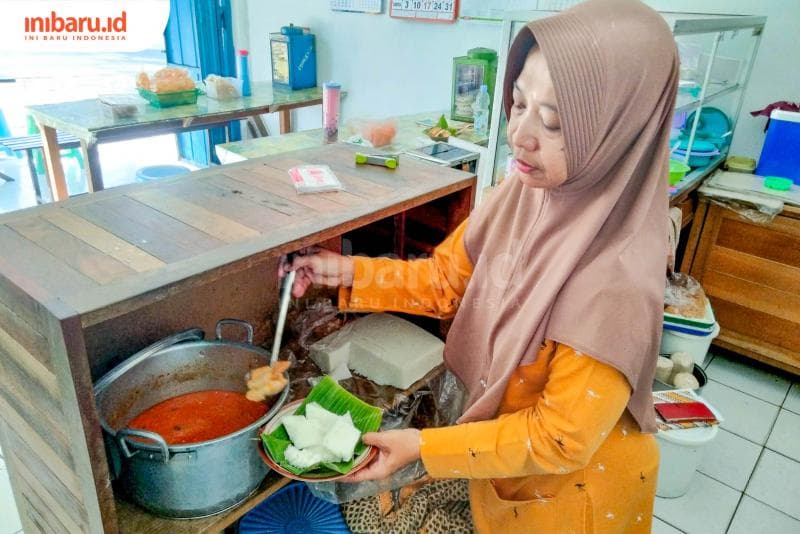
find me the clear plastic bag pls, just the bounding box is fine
[664,272,708,319]
[698,184,783,224]
[280,302,468,504]
[346,118,398,147]
[705,196,781,225]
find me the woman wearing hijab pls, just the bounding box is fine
[285,0,678,530]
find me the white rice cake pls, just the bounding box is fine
[309,313,444,390]
[321,412,361,462]
[281,414,323,449]
[308,329,352,374]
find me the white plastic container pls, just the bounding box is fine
[656,425,719,497]
[660,322,720,366]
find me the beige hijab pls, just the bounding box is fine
[445,0,678,432]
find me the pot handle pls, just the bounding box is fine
[215,319,254,344]
[117,429,171,463]
[94,328,205,395]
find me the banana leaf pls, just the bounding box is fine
[262,376,383,475]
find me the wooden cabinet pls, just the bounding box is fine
[0,143,475,533]
[682,199,800,375]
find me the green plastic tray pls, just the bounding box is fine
[137,87,199,108]
[663,298,716,330]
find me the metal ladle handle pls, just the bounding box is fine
[270,269,295,366]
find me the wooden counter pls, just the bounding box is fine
[682,199,800,375]
[0,143,475,533]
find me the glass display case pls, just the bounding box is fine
[481,10,766,200]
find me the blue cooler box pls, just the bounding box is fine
[756,110,800,185]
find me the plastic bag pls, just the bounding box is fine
[280,302,468,504]
[664,272,708,319]
[136,67,195,93]
[204,75,242,100]
[704,195,781,225]
[289,298,345,350]
[698,182,783,224]
[347,118,398,147]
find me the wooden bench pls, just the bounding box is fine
[0,131,81,203]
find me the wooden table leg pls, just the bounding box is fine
[39,125,69,201]
[25,148,44,203]
[279,109,291,134]
[80,139,103,193]
[394,212,407,260]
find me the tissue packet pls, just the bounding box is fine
[289,165,345,194]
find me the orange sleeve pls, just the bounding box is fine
[419,344,631,479]
[338,219,473,319]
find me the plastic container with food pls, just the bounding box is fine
[724,155,756,173]
[98,94,141,119]
[664,297,716,331]
[204,75,243,100]
[137,87,199,108]
[660,322,720,367]
[136,67,199,108]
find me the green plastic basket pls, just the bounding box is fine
[137,87,199,108]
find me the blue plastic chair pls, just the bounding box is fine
[0,109,12,156]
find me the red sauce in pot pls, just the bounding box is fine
[127,390,269,445]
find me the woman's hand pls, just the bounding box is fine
[342,429,422,483]
[279,249,355,298]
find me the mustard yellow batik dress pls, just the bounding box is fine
[338,220,659,534]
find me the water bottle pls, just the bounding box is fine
[322,81,341,144]
[472,84,490,136]
[238,49,251,97]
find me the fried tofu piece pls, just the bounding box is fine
[245,361,290,401]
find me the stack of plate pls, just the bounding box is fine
[672,139,720,168]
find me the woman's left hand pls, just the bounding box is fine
[342,428,421,483]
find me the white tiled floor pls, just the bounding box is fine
[699,428,761,491]
[701,380,780,444]
[656,351,800,533]
[1,352,798,533]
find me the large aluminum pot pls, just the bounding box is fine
[94,319,289,518]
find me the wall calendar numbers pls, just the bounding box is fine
[390,0,459,23]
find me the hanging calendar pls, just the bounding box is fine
[390,0,459,23]
[330,0,383,14]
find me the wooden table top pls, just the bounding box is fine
[215,111,489,164]
[0,143,475,326]
[26,83,326,142]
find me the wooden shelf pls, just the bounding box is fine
[116,474,290,534]
[674,82,742,114]
[669,156,725,207]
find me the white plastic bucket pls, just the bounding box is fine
[655,424,719,497]
[660,322,720,365]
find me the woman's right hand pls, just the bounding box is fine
[279,249,355,298]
